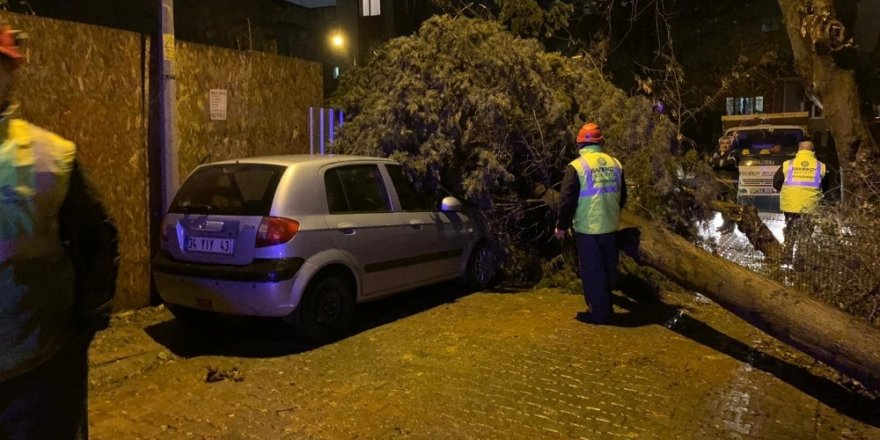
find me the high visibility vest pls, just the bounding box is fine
[779,150,825,214]
[0,115,77,381]
[571,146,623,234]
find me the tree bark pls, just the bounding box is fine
[619,209,880,394]
[711,200,783,261]
[777,0,878,199]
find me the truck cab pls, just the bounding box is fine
[728,124,804,212]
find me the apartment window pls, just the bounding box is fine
[761,20,779,32]
[361,0,381,16]
[724,96,764,115]
[810,102,824,119]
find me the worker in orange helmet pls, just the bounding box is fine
[0,21,118,439]
[554,122,627,325]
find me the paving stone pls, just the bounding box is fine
[87,288,879,439]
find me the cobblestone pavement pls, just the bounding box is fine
[87,284,879,440]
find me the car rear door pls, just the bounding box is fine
[323,163,420,296]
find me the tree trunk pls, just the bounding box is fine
[711,200,783,261]
[777,0,878,199]
[619,209,880,394]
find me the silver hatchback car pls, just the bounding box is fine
[152,155,498,343]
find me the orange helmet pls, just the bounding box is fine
[0,25,23,69]
[576,122,603,144]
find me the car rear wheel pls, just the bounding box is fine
[288,274,354,345]
[463,242,499,291]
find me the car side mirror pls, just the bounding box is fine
[440,196,462,212]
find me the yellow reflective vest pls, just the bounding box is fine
[0,112,77,381]
[779,150,825,214]
[571,146,623,234]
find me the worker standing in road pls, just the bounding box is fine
[772,138,828,264]
[555,122,627,325]
[0,21,119,439]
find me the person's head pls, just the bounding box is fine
[798,140,815,151]
[717,135,733,153]
[576,122,603,148]
[0,24,23,106]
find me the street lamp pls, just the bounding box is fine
[327,29,355,67]
[329,31,345,51]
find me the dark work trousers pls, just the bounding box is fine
[0,332,92,440]
[575,231,618,323]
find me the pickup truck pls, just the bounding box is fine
[720,112,819,213]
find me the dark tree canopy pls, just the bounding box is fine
[331,15,716,260]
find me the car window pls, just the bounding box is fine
[324,165,391,214]
[169,164,285,215]
[386,165,436,212]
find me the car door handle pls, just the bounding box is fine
[337,222,356,235]
[409,219,424,230]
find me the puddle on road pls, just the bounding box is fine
[664,309,685,329]
[656,217,880,438]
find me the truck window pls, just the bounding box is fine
[730,128,803,156]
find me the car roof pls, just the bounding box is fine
[203,154,398,168]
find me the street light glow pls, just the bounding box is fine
[330,32,345,49]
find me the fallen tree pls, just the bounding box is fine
[333,15,717,280]
[710,200,783,261]
[331,13,880,395]
[619,209,880,394]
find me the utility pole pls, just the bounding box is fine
[158,0,178,210]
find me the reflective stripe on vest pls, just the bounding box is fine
[571,148,622,235]
[784,161,822,188]
[577,156,622,197]
[779,151,825,214]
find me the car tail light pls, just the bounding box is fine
[256,216,300,248]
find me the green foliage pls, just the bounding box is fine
[430,0,577,40]
[331,15,712,279]
[495,0,574,38]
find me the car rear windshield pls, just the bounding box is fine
[169,164,286,216]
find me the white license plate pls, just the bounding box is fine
[185,237,234,255]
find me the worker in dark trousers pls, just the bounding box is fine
[555,122,627,324]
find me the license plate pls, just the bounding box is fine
[185,236,234,255]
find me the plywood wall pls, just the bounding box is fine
[176,41,321,178]
[5,13,150,308]
[2,12,322,309]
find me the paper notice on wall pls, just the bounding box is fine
[163,33,175,62]
[209,89,228,121]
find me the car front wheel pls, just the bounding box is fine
[463,242,500,291]
[288,274,354,345]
